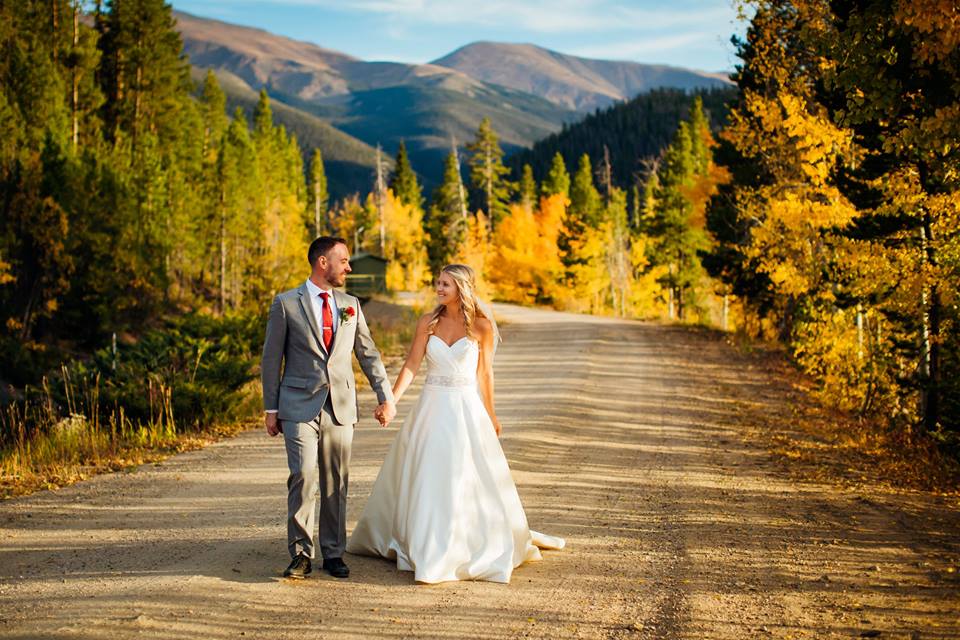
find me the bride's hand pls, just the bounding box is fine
[492,418,502,437]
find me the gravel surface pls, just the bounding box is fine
[0,303,957,639]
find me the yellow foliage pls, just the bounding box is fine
[627,235,669,318]
[726,89,852,187]
[486,201,560,305]
[330,194,364,254]
[263,192,309,295]
[553,223,611,314]
[453,211,495,301]
[895,0,960,64]
[0,257,14,286]
[380,190,429,291]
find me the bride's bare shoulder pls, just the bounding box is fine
[415,313,433,332]
[473,316,493,336]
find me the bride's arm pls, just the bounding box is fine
[475,319,502,436]
[391,313,431,403]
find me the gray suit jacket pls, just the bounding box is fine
[261,283,394,425]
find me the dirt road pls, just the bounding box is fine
[1,303,957,639]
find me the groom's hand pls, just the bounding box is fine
[375,401,396,427]
[265,412,281,437]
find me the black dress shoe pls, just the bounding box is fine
[322,557,350,578]
[283,553,312,579]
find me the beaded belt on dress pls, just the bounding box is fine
[424,373,475,387]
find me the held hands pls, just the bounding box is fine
[265,412,281,437]
[374,401,397,427]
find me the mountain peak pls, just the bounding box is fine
[432,41,731,112]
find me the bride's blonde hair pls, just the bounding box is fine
[427,264,490,340]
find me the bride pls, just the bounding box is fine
[346,263,564,584]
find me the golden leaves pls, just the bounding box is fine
[895,0,960,65]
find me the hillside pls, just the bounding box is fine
[509,86,738,190]
[433,42,732,112]
[279,83,570,192]
[194,68,384,199]
[175,10,736,190]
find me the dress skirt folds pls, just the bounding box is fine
[346,336,564,584]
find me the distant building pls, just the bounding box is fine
[346,252,387,298]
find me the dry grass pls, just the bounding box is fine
[728,332,960,497]
[0,372,258,499]
[2,302,419,500]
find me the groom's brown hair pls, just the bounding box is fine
[308,236,347,266]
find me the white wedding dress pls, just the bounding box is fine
[346,334,564,583]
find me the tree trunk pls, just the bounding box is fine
[313,182,320,237]
[920,215,941,432]
[71,2,79,147]
[51,0,59,63]
[857,304,864,362]
[485,145,492,218]
[218,194,226,315]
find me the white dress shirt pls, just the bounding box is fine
[265,280,338,414]
[305,278,338,341]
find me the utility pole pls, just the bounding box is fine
[354,225,365,255]
[452,138,467,219]
[375,144,386,255]
[601,145,613,203]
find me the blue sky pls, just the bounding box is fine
[168,0,746,73]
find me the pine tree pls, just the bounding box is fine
[3,2,71,151]
[466,117,512,226]
[389,140,422,209]
[519,163,537,211]
[569,153,602,227]
[688,96,711,175]
[65,0,103,149]
[427,150,468,273]
[639,168,659,233]
[97,0,192,148]
[252,89,273,140]
[650,121,704,320]
[307,148,328,237]
[557,154,601,272]
[216,108,257,312]
[541,152,570,199]
[200,71,227,161]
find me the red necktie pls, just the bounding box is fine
[319,292,333,351]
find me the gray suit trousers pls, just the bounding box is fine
[283,397,353,560]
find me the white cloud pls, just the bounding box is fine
[194,0,740,35]
[572,32,719,61]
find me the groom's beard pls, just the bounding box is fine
[324,269,346,287]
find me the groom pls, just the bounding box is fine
[261,236,396,580]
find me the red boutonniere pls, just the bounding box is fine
[340,306,356,325]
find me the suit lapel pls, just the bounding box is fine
[329,290,353,359]
[297,284,327,358]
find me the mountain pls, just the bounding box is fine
[509,87,737,192]
[433,42,732,112]
[175,10,569,190]
[192,68,384,200]
[174,11,733,193]
[175,11,483,100]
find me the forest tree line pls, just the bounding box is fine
[702,0,959,446]
[1,0,958,467]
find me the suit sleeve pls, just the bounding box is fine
[261,295,287,412]
[353,299,394,405]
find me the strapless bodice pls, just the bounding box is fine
[424,335,478,387]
